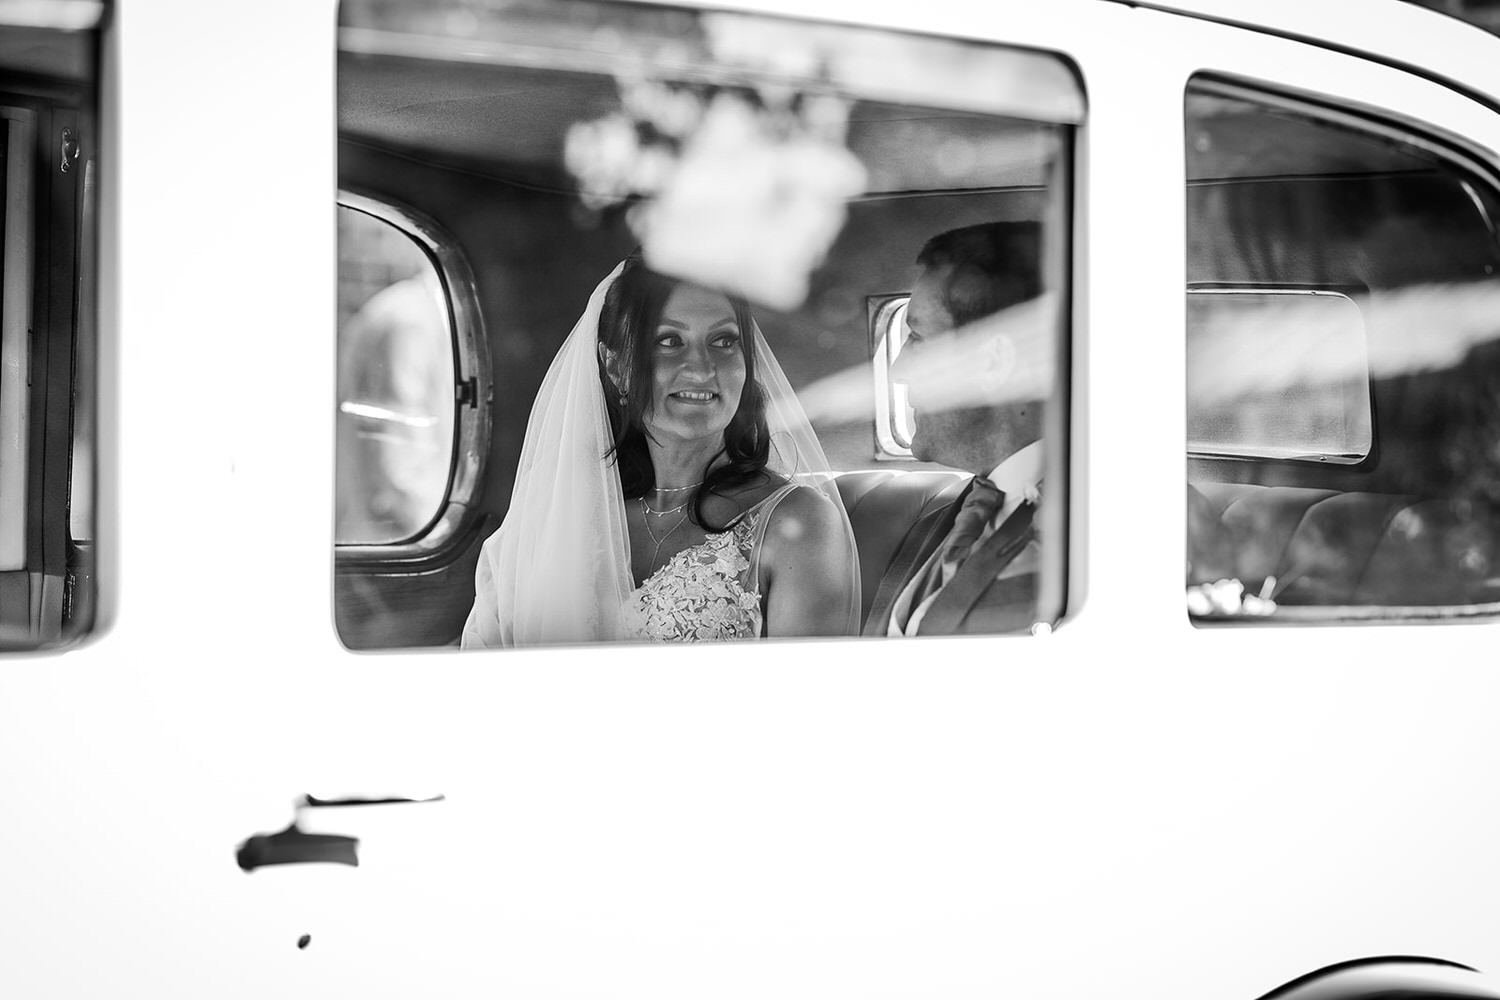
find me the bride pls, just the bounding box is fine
[462,251,860,646]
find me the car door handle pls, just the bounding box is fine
[235,793,445,872]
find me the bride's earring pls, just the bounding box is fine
[599,343,628,410]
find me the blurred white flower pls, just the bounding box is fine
[565,76,866,310]
[616,76,702,138]
[1185,577,1278,617]
[565,113,643,210]
[638,92,865,310]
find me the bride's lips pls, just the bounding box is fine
[669,389,719,405]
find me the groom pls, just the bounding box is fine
[864,221,1048,637]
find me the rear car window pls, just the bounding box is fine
[1185,79,1500,622]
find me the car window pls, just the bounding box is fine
[335,199,457,546]
[0,4,105,652]
[1185,78,1500,621]
[338,0,1081,647]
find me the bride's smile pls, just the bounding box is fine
[669,389,718,403]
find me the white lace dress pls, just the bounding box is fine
[622,483,800,642]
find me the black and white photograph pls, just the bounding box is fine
[4,1,1500,998]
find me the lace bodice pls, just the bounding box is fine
[623,484,798,642]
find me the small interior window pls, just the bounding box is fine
[1187,287,1372,463]
[869,294,914,458]
[335,202,457,546]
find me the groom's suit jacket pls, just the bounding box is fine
[862,477,1041,637]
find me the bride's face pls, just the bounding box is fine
[643,283,747,446]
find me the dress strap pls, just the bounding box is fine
[744,481,805,593]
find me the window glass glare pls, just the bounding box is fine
[1185,83,1500,621]
[336,205,456,546]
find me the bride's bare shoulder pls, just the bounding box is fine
[761,480,845,541]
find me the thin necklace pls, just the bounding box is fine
[641,496,692,516]
[640,500,690,567]
[652,480,703,494]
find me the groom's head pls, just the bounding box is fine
[890,222,1045,474]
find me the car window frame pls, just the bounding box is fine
[1184,72,1500,625]
[334,188,490,569]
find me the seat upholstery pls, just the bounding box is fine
[1188,481,1500,607]
[835,470,969,627]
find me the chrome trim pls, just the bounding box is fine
[335,189,492,564]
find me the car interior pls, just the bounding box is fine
[335,4,1076,648]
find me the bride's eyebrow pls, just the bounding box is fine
[656,318,740,331]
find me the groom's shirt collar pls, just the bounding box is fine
[984,439,1044,525]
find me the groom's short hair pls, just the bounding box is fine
[915,222,1043,329]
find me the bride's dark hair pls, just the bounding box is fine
[598,249,771,531]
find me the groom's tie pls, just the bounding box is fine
[939,478,1004,580]
[907,477,1004,616]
